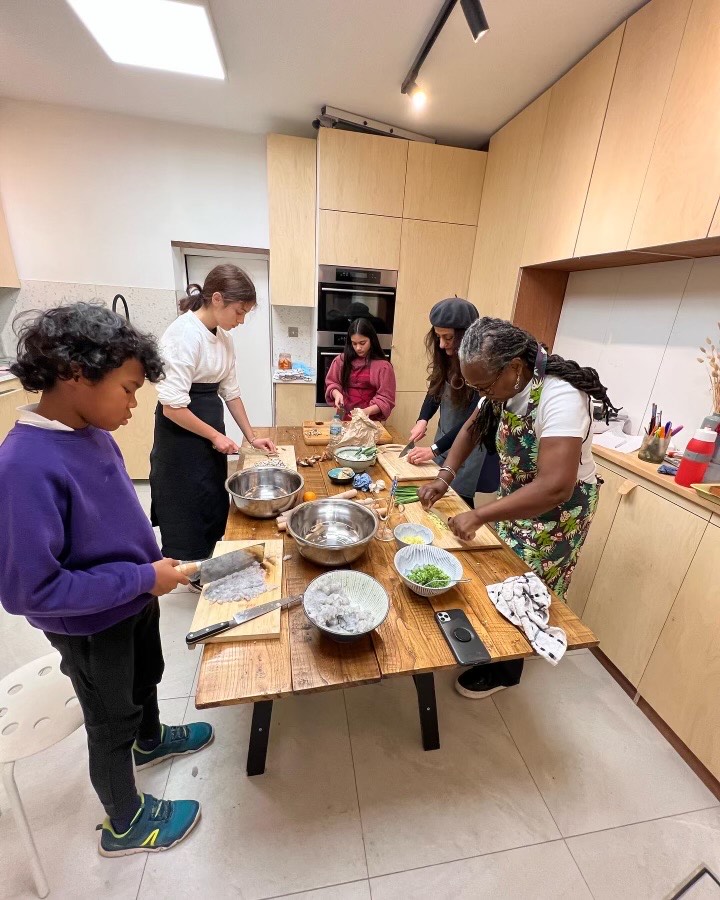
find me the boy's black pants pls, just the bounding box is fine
[44,599,164,823]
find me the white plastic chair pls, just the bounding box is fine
[0,652,84,898]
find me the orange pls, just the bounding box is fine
[303,491,317,502]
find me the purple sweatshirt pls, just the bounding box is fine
[0,424,160,636]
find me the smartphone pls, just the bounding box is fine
[435,609,491,666]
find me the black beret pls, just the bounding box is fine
[428,297,479,330]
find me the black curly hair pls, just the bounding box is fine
[11,302,165,392]
[460,317,620,454]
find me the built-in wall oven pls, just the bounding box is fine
[316,265,397,406]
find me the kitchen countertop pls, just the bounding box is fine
[592,444,720,515]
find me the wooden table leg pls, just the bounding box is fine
[412,673,440,751]
[246,700,273,776]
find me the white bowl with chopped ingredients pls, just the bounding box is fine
[394,545,463,598]
[393,523,434,551]
[302,570,389,643]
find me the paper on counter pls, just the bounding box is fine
[592,432,645,453]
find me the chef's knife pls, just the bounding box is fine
[176,544,265,585]
[185,593,303,646]
[398,439,415,458]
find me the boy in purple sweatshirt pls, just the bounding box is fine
[0,303,214,856]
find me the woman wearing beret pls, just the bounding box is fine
[405,297,499,506]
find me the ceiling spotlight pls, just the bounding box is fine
[460,0,489,42]
[407,82,427,109]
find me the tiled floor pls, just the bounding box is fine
[0,483,718,899]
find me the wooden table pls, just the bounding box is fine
[195,427,597,775]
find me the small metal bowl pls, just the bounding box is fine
[327,466,355,485]
[286,498,378,566]
[393,523,434,551]
[225,467,304,519]
[302,570,389,643]
[333,445,377,473]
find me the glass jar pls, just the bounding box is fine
[278,353,292,370]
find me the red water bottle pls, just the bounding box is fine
[675,428,717,487]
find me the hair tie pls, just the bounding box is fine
[188,285,202,297]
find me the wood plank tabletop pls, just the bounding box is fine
[195,426,598,709]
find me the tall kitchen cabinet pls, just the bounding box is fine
[267,134,316,307]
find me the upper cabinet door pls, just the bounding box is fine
[318,129,408,218]
[0,199,20,290]
[402,143,486,225]
[267,134,316,307]
[318,210,402,270]
[576,0,691,258]
[392,219,476,392]
[467,91,550,321]
[521,26,624,266]
[629,0,720,249]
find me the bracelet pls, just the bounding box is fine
[438,465,456,478]
[436,475,453,488]
[249,436,258,446]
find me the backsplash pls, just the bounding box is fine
[270,304,315,371]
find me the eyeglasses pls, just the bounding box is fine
[463,365,505,395]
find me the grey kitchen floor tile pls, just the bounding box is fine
[271,881,371,900]
[566,807,720,900]
[139,690,367,900]
[157,591,200,700]
[493,653,716,836]
[344,670,560,877]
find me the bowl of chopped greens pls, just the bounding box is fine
[393,545,463,598]
[333,445,377,473]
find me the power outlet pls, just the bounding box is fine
[288,327,299,337]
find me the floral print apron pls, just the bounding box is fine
[494,348,599,600]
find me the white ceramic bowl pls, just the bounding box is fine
[394,545,463,598]
[302,569,390,642]
[393,523,434,551]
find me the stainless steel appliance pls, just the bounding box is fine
[316,265,396,406]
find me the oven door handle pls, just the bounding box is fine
[320,287,395,295]
[318,351,339,357]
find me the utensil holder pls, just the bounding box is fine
[638,434,670,464]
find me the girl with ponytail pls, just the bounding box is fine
[151,264,275,577]
[419,317,618,699]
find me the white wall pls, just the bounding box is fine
[555,257,720,451]
[0,99,268,289]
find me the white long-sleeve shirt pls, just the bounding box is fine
[156,311,242,408]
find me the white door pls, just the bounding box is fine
[185,253,273,442]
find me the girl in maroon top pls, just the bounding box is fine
[325,318,396,421]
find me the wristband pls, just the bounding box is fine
[436,475,452,488]
[431,443,438,454]
[438,465,456,478]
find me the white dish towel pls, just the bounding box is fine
[486,572,567,666]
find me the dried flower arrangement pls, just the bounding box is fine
[697,324,720,414]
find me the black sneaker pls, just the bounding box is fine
[455,666,509,699]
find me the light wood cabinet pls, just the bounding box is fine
[403,143,486,226]
[638,522,720,779]
[467,91,550,320]
[392,219,476,393]
[387,391,434,446]
[274,383,316,426]
[318,129,408,218]
[575,0,691,258]
[0,199,20,289]
[267,135,316,307]
[521,26,624,266]
[113,381,157,480]
[0,387,28,444]
[318,210,402,270]
[629,0,720,249]
[711,198,720,236]
[565,464,625,618]
[582,484,707,685]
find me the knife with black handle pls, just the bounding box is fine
[186,594,303,646]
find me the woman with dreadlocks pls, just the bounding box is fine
[419,317,618,699]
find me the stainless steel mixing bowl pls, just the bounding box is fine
[225,467,304,519]
[286,498,378,566]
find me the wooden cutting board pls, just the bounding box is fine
[403,495,503,551]
[240,444,297,471]
[376,445,440,482]
[302,420,393,446]
[188,540,283,643]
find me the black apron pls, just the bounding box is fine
[150,383,229,560]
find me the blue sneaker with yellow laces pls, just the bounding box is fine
[99,793,201,856]
[133,723,214,770]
